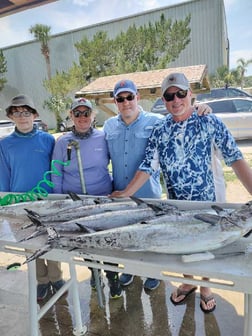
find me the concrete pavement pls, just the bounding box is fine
[0,251,244,336]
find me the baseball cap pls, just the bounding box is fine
[161,73,190,95]
[6,94,37,115]
[113,79,138,97]
[71,98,92,110]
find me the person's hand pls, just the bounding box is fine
[195,103,212,115]
[109,190,128,198]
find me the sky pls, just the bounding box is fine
[0,0,251,75]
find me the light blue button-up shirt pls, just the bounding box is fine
[104,109,163,198]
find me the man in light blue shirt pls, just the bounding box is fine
[104,80,163,198]
[103,79,164,290]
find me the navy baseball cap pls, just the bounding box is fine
[113,79,138,97]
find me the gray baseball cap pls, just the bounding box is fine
[71,98,93,110]
[161,73,190,95]
[6,94,37,115]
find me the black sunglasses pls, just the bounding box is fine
[163,90,188,102]
[73,109,92,118]
[115,94,135,103]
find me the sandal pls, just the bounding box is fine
[200,294,216,313]
[170,286,197,306]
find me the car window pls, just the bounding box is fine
[207,100,236,113]
[151,98,167,115]
[196,88,251,102]
[233,99,252,112]
[226,88,247,98]
[0,121,14,126]
[212,90,227,99]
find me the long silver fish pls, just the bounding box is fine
[0,196,112,217]
[54,201,252,254]
[23,201,174,236]
[24,197,164,224]
[24,201,252,263]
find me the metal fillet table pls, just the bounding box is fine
[0,198,252,336]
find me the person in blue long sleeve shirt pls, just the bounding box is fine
[0,94,65,302]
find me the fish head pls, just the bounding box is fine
[217,201,252,234]
[195,201,252,233]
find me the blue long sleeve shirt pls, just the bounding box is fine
[51,129,112,196]
[103,109,163,198]
[0,128,55,192]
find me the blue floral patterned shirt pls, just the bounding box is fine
[139,110,243,201]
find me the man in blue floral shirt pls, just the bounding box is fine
[111,73,252,313]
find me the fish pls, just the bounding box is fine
[24,197,168,224]
[0,196,112,217]
[24,201,252,262]
[21,198,175,239]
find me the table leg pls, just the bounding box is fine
[28,260,38,336]
[244,293,252,336]
[69,262,87,336]
[93,268,104,308]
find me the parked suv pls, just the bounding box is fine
[33,118,48,132]
[197,97,252,140]
[59,116,73,132]
[0,120,15,138]
[151,87,252,115]
[150,98,167,115]
[196,87,252,102]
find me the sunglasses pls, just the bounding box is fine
[73,109,92,118]
[11,111,32,117]
[163,90,188,102]
[115,94,135,103]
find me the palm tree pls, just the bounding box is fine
[29,24,52,80]
[236,57,252,89]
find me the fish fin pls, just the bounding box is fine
[129,196,164,213]
[194,213,221,225]
[21,222,35,229]
[67,191,82,201]
[211,205,232,216]
[68,247,78,252]
[129,196,145,205]
[94,197,112,204]
[19,229,46,242]
[211,205,225,214]
[23,244,52,264]
[75,223,96,233]
[26,214,44,227]
[24,208,40,218]
[243,229,252,238]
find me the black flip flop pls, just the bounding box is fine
[200,294,216,313]
[170,286,197,306]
